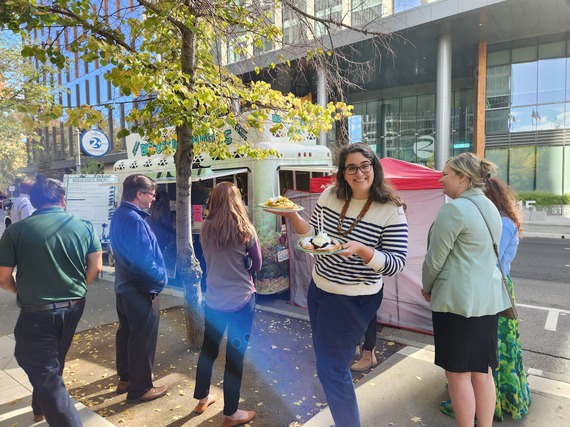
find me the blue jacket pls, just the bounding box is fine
[110,201,167,294]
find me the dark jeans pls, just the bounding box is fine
[115,291,160,400]
[14,301,85,427]
[307,280,383,427]
[362,316,378,351]
[194,295,255,416]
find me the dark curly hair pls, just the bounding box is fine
[484,177,523,237]
[334,143,405,208]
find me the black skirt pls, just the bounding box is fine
[432,311,498,373]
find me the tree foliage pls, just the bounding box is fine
[1,0,393,347]
[0,33,54,192]
[0,111,27,194]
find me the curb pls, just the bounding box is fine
[523,232,568,239]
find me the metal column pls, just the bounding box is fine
[317,68,327,146]
[435,32,452,170]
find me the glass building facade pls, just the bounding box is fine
[24,0,570,194]
[28,0,137,170]
[351,89,474,168]
[485,34,570,194]
[348,31,570,194]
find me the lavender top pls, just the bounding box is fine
[202,231,262,311]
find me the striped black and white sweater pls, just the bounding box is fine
[301,186,408,296]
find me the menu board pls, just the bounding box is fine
[64,175,118,241]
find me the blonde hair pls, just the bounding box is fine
[200,182,255,249]
[446,153,495,190]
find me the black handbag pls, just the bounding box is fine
[466,198,518,320]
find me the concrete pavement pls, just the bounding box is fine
[0,216,569,426]
[262,299,570,427]
[522,216,570,239]
[0,270,183,427]
[302,216,570,426]
[303,344,570,427]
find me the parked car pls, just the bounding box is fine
[3,197,15,228]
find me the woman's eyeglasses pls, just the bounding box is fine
[345,163,372,175]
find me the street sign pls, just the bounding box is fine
[80,130,111,157]
[8,186,15,192]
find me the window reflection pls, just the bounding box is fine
[509,106,535,132]
[394,0,423,14]
[538,58,566,104]
[485,35,570,193]
[567,58,570,101]
[534,103,567,130]
[565,146,570,193]
[509,146,535,192]
[486,109,510,134]
[537,145,564,194]
[512,62,537,106]
[485,148,509,182]
[352,91,466,168]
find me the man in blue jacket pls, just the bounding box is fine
[110,174,168,403]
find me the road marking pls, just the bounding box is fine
[527,367,544,376]
[517,303,570,332]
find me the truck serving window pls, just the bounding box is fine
[278,169,335,193]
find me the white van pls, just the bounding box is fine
[110,118,336,293]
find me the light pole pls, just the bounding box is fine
[75,129,82,174]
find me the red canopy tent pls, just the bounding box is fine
[288,158,444,334]
[380,157,443,190]
[308,157,442,191]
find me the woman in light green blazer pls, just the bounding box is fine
[422,153,511,427]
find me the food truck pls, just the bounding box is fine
[110,115,336,293]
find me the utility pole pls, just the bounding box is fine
[75,129,82,174]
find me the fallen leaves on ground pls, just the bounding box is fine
[64,306,403,426]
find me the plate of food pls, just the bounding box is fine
[296,233,344,255]
[258,196,304,212]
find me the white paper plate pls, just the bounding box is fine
[295,239,344,255]
[258,203,304,213]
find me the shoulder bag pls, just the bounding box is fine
[466,198,518,320]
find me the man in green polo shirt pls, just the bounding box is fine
[0,178,102,426]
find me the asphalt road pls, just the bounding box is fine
[508,237,570,381]
[511,237,570,284]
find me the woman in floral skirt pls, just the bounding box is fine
[440,177,532,421]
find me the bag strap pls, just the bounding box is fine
[464,198,515,308]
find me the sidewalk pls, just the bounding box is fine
[304,345,570,427]
[522,216,570,239]
[0,269,183,427]
[253,295,570,427]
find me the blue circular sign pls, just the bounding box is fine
[80,130,110,157]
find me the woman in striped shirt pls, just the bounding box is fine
[269,143,408,427]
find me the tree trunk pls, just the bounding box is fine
[175,124,204,351]
[176,22,204,351]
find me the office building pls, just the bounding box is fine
[27,0,570,194]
